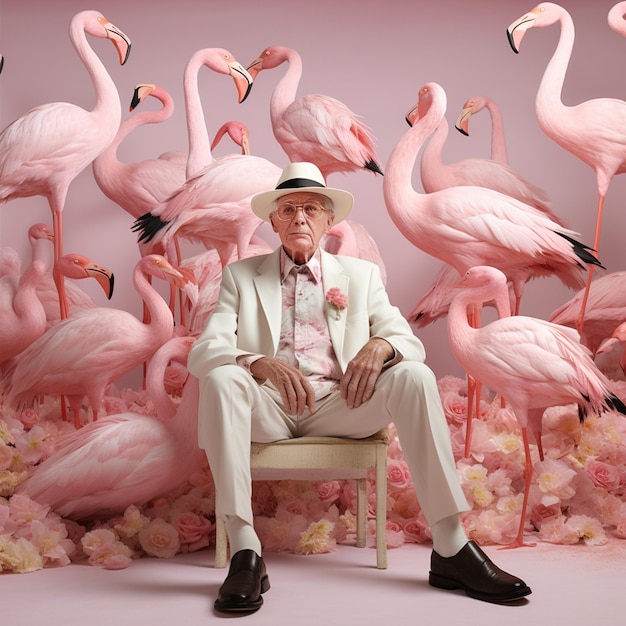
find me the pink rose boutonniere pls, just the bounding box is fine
[325,287,348,320]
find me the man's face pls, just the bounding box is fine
[269,192,334,264]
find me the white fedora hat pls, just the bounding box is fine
[251,162,354,223]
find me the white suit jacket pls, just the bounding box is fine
[187,248,426,380]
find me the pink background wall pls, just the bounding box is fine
[1,0,625,383]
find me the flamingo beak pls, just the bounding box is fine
[104,19,132,65]
[240,130,251,156]
[230,62,253,103]
[405,104,419,128]
[507,11,538,54]
[129,83,156,111]
[0,54,4,75]
[84,262,115,299]
[246,56,264,80]
[455,106,472,136]
[160,260,196,290]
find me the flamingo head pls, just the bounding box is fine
[28,223,54,244]
[78,11,131,64]
[195,49,253,103]
[56,254,115,299]
[211,121,251,155]
[458,266,510,314]
[507,3,562,53]
[246,45,289,79]
[405,83,441,127]
[101,16,132,65]
[142,255,196,290]
[129,83,157,111]
[454,96,487,136]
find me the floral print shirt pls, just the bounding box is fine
[275,248,342,400]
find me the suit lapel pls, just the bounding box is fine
[253,250,282,353]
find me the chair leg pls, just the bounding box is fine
[356,477,367,548]
[215,517,228,568]
[375,444,388,569]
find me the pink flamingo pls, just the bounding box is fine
[0,10,131,320]
[23,224,114,327]
[0,251,46,365]
[597,320,626,378]
[1,252,114,367]
[507,3,626,333]
[16,335,206,520]
[385,81,602,453]
[246,45,383,178]
[211,121,251,155]
[132,49,280,267]
[448,265,626,548]
[321,220,388,285]
[37,253,114,329]
[608,2,626,37]
[455,95,509,164]
[0,255,190,429]
[407,263,515,328]
[92,82,188,325]
[180,239,275,335]
[549,270,626,356]
[415,87,562,226]
[92,83,187,222]
[383,82,602,317]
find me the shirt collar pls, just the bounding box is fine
[280,247,322,284]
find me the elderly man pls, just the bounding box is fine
[188,162,531,614]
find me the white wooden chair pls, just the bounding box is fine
[214,429,389,569]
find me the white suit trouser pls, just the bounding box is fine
[198,362,469,528]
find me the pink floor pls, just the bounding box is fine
[4,538,624,626]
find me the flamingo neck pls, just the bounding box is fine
[384,102,444,233]
[270,49,302,127]
[69,17,120,121]
[183,54,214,179]
[485,101,508,164]
[536,12,574,120]
[420,118,448,191]
[133,266,175,340]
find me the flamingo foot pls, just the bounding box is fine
[498,539,536,550]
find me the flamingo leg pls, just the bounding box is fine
[52,211,69,320]
[576,194,605,335]
[173,236,186,327]
[464,302,483,457]
[465,374,476,459]
[500,427,536,549]
[535,430,545,462]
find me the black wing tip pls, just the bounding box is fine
[365,159,384,176]
[131,212,170,243]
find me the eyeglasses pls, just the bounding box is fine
[273,201,331,221]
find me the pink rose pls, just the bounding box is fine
[387,458,412,492]
[441,391,468,426]
[18,409,38,429]
[317,480,342,504]
[171,511,212,544]
[138,519,181,558]
[402,515,432,544]
[585,459,622,492]
[325,288,348,319]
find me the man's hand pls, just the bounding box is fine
[250,357,317,415]
[340,338,394,409]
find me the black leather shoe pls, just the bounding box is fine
[429,541,531,603]
[214,549,270,613]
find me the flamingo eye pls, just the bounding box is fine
[223,54,231,61]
